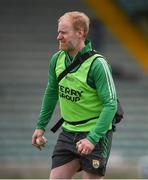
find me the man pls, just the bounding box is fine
[32,11,117,179]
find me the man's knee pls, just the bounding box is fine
[49,159,80,179]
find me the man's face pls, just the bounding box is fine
[57,17,80,53]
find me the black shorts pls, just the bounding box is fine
[51,130,112,176]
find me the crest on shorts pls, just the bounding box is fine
[92,159,100,169]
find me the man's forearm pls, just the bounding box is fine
[86,100,117,145]
[36,86,58,130]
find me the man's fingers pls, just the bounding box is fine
[76,143,92,155]
[77,144,90,155]
[76,141,81,148]
[32,129,45,150]
[81,148,90,155]
[32,143,42,151]
[32,135,36,144]
[76,140,82,145]
[77,143,83,153]
[32,136,42,151]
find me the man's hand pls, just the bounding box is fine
[76,138,95,155]
[32,129,45,150]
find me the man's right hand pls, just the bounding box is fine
[32,129,45,150]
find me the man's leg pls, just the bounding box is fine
[81,170,104,179]
[49,159,80,179]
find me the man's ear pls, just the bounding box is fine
[76,29,84,39]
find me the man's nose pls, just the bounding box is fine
[57,33,62,40]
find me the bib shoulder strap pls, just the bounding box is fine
[57,50,97,83]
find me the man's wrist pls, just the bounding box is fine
[86,135,100,146]
[35,126,45,132]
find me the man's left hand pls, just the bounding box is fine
[76,138,95,155]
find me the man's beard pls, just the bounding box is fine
[59,41,75,52]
